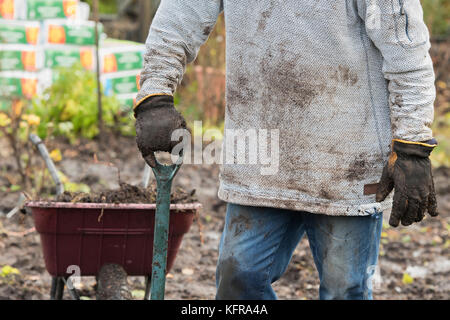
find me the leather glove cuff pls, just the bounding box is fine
[134,95,174,118]
[393,139,437,158]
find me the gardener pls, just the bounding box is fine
[134,0,439,300]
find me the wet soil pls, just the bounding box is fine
[52,183,197,204]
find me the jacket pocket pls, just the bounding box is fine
[392,0,428,48]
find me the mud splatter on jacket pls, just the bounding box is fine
[136,0,436,216]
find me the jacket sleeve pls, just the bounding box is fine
[136,0,223,107]
[357,0,436,142]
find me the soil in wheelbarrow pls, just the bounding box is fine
[48,183,198,204]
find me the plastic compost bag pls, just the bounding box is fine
[0,70,51,98]
[1,0,89,20]
[0,19,40,44]
[25,0,79,19]
[43,19,104,46]
[0,0,19,19]
[44,44,94,70]
[0,44,43,71]
[99,43,145,74]
[101,70,141,96]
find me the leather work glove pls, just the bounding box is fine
[134,95,187,167]
[376,139,439,227]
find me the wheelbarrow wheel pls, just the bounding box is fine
[96,264,132,300]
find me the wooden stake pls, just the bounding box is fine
[93,0,103,136]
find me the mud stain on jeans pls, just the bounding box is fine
[229,212,252,237]
[216,256,245,300]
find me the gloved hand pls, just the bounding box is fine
[376,139,439,227]
[134,95,186,166]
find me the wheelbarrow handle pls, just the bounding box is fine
[143,152,182,300]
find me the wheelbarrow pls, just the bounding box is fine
[26,139,200,300]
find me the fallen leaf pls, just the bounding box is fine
[0,265,20,277]
[432,236,443,245]
[419,227,430,233]
[49,149,62,162]
[63,149,79,158]
[443,239,450,249]
[437,81,447,89]
[182,268,194,276]
[9,185,21,192]
[131,290,145,299]
[401,235,411,243]
[24,275,40,281]
[402,272,414,285]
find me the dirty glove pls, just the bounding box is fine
[376,139,439,227]
[134,95,186,166]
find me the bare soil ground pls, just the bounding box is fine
[0,135,448,300]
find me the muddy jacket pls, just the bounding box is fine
[136,0,436,216]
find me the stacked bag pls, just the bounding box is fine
[0,0,145,111]
[100,38,144,111]
[0,0,94,106]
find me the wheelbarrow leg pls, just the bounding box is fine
[64,277,80,300]
[50,277,57,300]
[144,276,151,300]
[53,277,64,300]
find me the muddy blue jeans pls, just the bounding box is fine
[216,203,383,300]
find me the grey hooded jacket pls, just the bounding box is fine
[136,0,436,216]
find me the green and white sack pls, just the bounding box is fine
[100,40,145,73]
[0,44,43,71]
[0,0,21,19]
[0,70,47,98]
[44,44,95,70]
[43,19,103,46]
[0,19,40,44]
[22,0,85,20]
[101,70,140,96]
